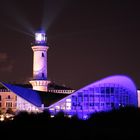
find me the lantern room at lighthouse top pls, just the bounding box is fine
[35,30,47,45]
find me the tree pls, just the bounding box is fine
[6,108,14,115]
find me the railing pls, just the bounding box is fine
[48,90,75,94]
[0,89,10,92]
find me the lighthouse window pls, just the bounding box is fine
[42,53,44,57]
[42,73,44,78]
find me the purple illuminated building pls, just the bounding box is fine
[48,75,138,119]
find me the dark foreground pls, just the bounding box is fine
[0,107,139,140]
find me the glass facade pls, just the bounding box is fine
[48,75,138,119]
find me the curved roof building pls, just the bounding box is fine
[48,75,138,119]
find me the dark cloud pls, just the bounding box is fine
[0,52,8,62]
[0,64,13,72]
[0,52,13,73]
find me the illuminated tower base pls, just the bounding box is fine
[29,80,50,91]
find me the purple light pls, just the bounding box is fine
[48,75,138,120]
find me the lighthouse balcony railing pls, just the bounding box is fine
[0,89,10,92]
[48,90,75,94]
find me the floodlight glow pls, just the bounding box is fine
[35,32,46,43]
[48,75,137,120]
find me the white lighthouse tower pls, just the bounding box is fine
[29,30,50,91]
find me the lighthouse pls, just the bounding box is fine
[29,30,50,91]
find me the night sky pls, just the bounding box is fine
[0,0,140,89]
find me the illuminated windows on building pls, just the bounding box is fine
[53,86,131,113]
[6,102,12,108]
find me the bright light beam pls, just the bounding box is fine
[41,0,68,31]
